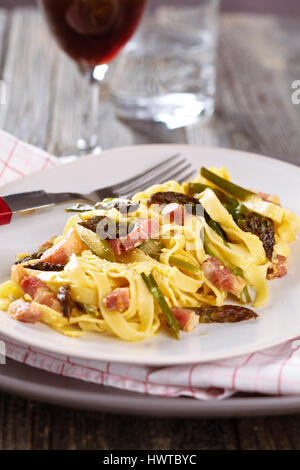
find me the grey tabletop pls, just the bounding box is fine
[1,8,300,450]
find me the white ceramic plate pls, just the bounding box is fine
[0,145,299,366]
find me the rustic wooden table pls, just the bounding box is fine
[1,8,300,450]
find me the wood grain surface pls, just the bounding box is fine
[1,8,300,450]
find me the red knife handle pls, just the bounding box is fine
[0,197,12,225]
[0,190,56,225]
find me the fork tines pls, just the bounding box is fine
[115,153,195,198]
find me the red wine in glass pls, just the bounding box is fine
[39,0,147,66]
[37,0,147,154]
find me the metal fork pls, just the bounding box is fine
[0,153,195,226]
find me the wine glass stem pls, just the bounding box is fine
[76,67,102,155]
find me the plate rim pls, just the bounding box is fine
[1,143,300,195]
[2,358,300,417]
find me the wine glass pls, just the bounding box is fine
[37,0,147,156]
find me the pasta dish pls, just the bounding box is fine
[0,167,299,341]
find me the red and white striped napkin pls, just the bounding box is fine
[1,129,300,401]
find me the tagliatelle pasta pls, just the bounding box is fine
[1,167,299,341]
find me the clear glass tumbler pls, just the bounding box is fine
[110,0,220,129]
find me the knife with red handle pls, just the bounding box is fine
[0,190,84,226]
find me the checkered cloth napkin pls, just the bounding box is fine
[1,129,300,401]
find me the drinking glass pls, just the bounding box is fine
[37,0,147,155]
[110,0,220,129]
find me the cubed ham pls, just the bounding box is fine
[267,255,288,280]
[108,219,159,257]
[102,287,130,313]
[40,228,87,265]
[20,276,61,311]
[171,307,199,332]
[202,256,246,296]
[8,299,42,324]
[161,203,185,225]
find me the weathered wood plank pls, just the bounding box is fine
[0,9,11,127]
[3,390,300,450]
[0,391,246,450]
[0,10,10,77]
[187,14,300,166]
[0,9,56,149]
[2,10,300,451]
[0,392,34,449]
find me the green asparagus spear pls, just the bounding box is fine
[95,198,140,214]
[204,211,228,243]
[141,273,180,339]
[169,256,201,275]
[186,182,209,195]
[189,305,258,323]
[187,182,233,203]
[76,223,115,262]
[201,167,255,201]
[139,240,164,259]
[82,304,99,317]
[66,203,95,212]
[239,286,252,304]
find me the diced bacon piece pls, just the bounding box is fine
[20,276,61,311]
[20,276,45,297]
[267,255,288,280]
[37,235,57,253]
[8,299,42,324]
[108,219,159,257]
[103,287,130,313]
[107,238,123,257]
[256,191,281,206]
[171,307,199,332]
[11,264,28,284]
[161,203,185,225]
[202,256,246,296]
[40,228,87,265]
